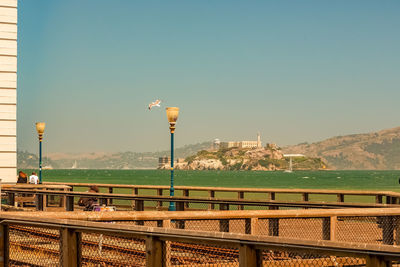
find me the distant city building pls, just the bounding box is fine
[158,157,171,168]
[220,133,262,149]
[158,156,184,168]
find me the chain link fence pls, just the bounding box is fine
[3,218,400,266]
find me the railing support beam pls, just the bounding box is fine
[0,224,9,267]
[239,244,260,267]
[60,228,81,267]
[146,236,163,267]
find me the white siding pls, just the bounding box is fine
[0,0,16,183]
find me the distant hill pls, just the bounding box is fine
[282,126,400,170]
[18,141,212,169]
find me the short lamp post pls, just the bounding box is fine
[166,107,179,211]
[36,122,46,184]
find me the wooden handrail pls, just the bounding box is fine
[41,181,400,197]
[2,188,394,209]
[2,207,400,221]
[1,213,400,255]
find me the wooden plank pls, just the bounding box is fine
[146,236,163,267]
[0,0,17,8]
[60,228,81,267]
[366,255,390,267]
[0,91,16,104]
[239,244,258,267]
[0,223,9,266]
[0,104,15,119]
[0,152,15,166]
[330,216,337,241]
[0,137,17,152]
[43,182,400,197]
[208,190,215,210]
[0,120,15,135]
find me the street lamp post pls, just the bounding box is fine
[166,107,179,211]
[36,122,46,184]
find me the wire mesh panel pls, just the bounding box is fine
[165,241,239,266]
[80,232,146,266]
[258,218,325,240]
[336,216,387,244]
[261,249,365,266]
[8,224,60,266]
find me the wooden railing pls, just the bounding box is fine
[0,212,399,266]
[5,207,400,246]
[2,188,396,212]
[42,182,400,205]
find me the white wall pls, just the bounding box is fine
[0,0,17,183]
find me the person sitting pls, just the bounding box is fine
[17,171,28,184]
[29,172,39,184]
[78,185,99,211]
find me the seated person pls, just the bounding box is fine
[78,185,99,211]
[29,172,39,184]
[17,171,28,184]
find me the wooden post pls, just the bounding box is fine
[337,194,344,202]
[302,193,309,202]
[163,220,171,228]
[330,216,337,241]
[239,244,259,267]
[36,194,44,211]
[268,192,276,210]
[238,191,244,210]
[0,224,9,267]
[245,218,258,235]
[376,195,383,204]
[135,200,144,211]
[60,228,81,267]
[7,192,14,206]
[268,192,276,201]
[108,187,113,205]
[66,196,74,211]
[176,201,185,211]
[146,236,163,267]
[99,198,107,206]
[156,189,163,210]
[366,255,390,267]
[131,188,136,210]
[219,203,229,232]
[183,189,189,209]
[208,190,215,210]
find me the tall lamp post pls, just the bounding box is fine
[36,122,46,184]
[166,107,179,211]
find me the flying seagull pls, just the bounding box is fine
[148,99,161,110]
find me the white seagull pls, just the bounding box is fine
[148,99,161,110]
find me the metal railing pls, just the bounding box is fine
[1,213,399,266]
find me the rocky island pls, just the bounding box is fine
[159,144,326,171]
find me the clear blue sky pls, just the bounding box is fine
[17,0,400,153]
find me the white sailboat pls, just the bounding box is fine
[71,160,78,169]
[284,157,293,173]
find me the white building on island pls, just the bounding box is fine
[220,133,262,149]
